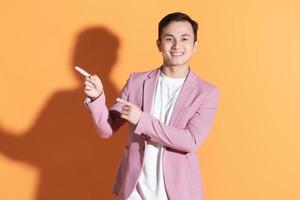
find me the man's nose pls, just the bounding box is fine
[171,39,180,49]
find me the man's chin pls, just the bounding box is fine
[164,61,188,67]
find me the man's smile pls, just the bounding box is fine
[170,51,184,56]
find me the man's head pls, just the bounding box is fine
[158,12,198,42]
[157,12,199,69]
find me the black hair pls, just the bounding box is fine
[158,12,198,42]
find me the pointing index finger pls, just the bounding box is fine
[116,98,133,106]
[75,66,91,77]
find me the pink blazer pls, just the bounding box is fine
[84,66,219,200]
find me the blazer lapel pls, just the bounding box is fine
[142,67,161,113]
[168,67,197,126]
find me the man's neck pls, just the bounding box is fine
[161,65,189,78]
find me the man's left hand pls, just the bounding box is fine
[116,98,142,125]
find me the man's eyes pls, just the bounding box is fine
[164,37,189,41]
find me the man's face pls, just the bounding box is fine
[157,21,198,68]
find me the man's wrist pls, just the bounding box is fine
[90,91,103,102]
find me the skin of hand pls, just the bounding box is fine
[84,75,103,100]
[116,98,143,125]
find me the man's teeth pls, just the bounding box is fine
[171,52,184,56]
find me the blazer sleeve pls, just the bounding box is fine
[84,73,134,138]
[134,87,220,153]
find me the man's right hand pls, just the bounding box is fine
[84,75,103,101]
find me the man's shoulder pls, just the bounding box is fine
[188,72,219,103]
[191,70,219,92]
[130,67,160,81]
[196,76,218,90]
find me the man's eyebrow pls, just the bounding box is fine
[162,33,174,37]
[162,33,191,37]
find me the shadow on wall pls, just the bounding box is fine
[0,27,127,200]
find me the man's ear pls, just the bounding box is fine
[156,39,162,52]
[193,41,198,53]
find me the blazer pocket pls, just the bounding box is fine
[184,152,203,194]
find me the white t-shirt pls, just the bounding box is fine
[127,71,186,200]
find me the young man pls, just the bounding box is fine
[83,12,219,200]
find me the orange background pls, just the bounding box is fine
[1,0,299,199]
